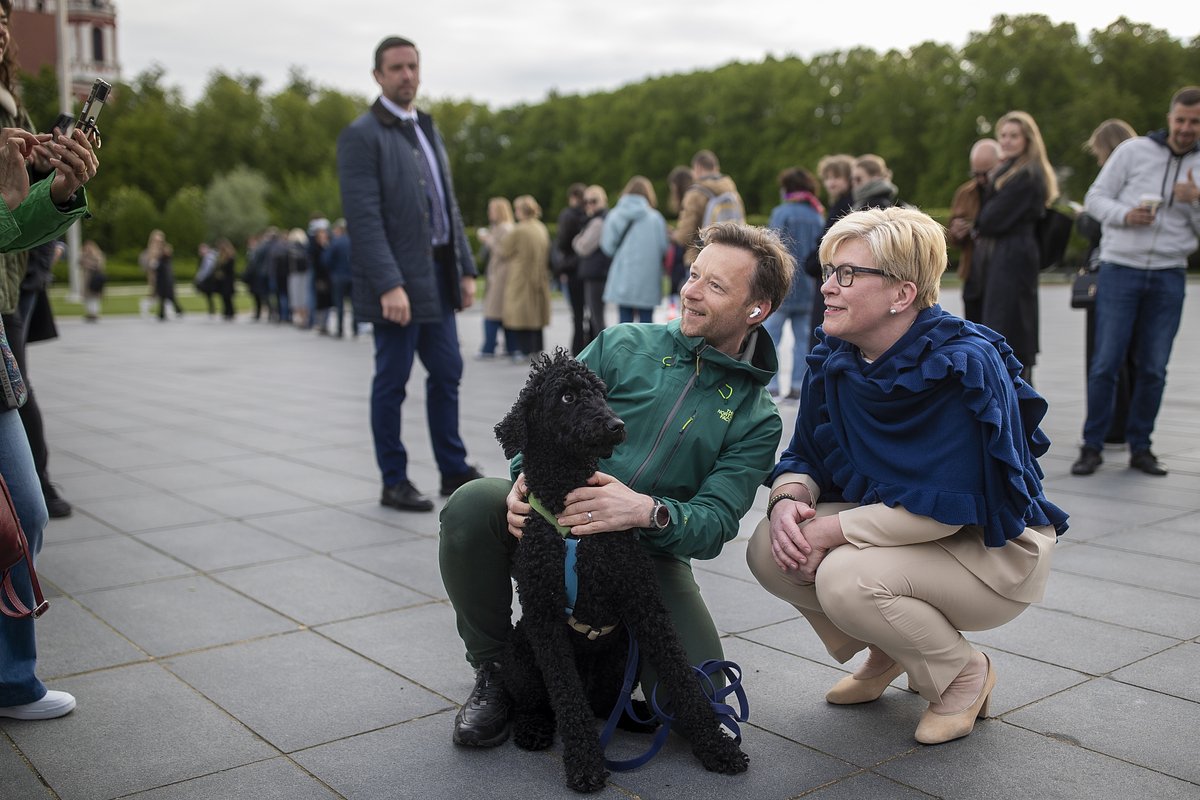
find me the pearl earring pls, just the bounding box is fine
[889,308,897,315]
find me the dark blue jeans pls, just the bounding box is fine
[1083,263,1186,452]
[0,409,49,706]
[371,309,470,487]
[331,274,354,336]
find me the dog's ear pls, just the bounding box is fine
[494,403,527,459]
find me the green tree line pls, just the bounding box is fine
[19,14,1198,264]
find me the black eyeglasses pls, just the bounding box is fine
[821,264,888,287]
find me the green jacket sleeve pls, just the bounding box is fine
[0,178,88,253]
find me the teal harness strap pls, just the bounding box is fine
[527,493,580,613]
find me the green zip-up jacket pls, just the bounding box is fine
[514,320,781,562]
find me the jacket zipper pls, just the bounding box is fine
[627,346,706,489]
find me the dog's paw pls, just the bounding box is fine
[697,738,750,775]
[512,714,555,751]
[565,765,610,794]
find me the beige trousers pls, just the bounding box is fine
[746,507,1028,701]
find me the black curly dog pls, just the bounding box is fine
[494,349,749,793]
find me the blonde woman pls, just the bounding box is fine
[974,110,1059,380]
[498,195,551,360]
[139,230,181,320]
[476,197,515,358]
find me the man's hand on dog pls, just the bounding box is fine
[507,471,655,538]
[560,471,654,535]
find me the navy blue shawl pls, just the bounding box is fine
[771,305,1068,547]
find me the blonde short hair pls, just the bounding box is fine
[818,207,946,310]
[513,195,542,220]
[487,196,515,225]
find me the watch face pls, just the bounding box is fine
[654,503,669,528]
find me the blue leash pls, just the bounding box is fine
[597,629,750,770]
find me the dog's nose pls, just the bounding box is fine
[608,417,625,435]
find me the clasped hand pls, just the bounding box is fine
[768,499,844,583]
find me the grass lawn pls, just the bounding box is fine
[49,283,260,318]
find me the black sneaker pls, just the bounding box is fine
[452,662,511,747]
[440,466,484,497]
[1130,450,1168,476]
[1071,446,1102,476]
[43,485,72,519]
[380,480,434,512]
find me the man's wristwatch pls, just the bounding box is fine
[649,499,670,530]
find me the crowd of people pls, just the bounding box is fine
[3,24,1196,777]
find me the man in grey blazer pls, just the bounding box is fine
[337,36,482,512]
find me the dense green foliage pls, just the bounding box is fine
[20,14,1198,260]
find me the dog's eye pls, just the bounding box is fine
[561,392,575,404]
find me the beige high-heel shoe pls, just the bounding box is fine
[825,661,906,705]
[914,653,996,744]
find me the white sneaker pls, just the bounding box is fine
[0,690,76,720]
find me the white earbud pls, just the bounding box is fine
[749,308,762,318]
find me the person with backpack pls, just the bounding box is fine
[672,149,745,267]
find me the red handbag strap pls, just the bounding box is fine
[0,476,49,619]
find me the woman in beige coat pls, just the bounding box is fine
[747,207,1067,746]
[498,195,551,362]
[476,197,515,358]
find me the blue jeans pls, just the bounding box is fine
[0,409,49,706]
[371,307,470,487]
[480,318,506,355]
[618,306,653,324]
[1082,263,1186,452]
[763,306,812,394]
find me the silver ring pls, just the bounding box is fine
[586,511,593,523]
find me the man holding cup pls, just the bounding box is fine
[1072,86,1200,476]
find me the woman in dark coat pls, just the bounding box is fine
[805,155,860,350]
[974,110,1058,382]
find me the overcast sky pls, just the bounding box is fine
[113,2,1195,107]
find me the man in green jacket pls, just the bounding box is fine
[440,221,792,747]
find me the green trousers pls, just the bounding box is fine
[438,478,724,678]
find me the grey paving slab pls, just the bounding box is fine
[970,605,1179,674]
[213,554,429,625]
[1090,523,1200,561]
[1006,678,1200,784]
[176,482,321,518]
[293,709,632,799]
[316,604,474,702]
[1110,642,1200,703]
[877,721,1199,799]
[77,574,297,656]
[122,462,246,493]
[1051,541,1200,598]
[73,492,222,532]
[0,663,276,800]
[1039,569,1200,639]
[331,537,451,599]
[50,468,157,502]
[245,506,422,552]
[0,737,54,799]
[210,454,380,504]
[135,519,313,571]
[164,630,450,752]
[695,567,800,635]
[604,724,856,799]
[36,535,196,593]
[40,509,121,543]
[802,771,937,799]
[122,757,339,800]
[32,596,148,680]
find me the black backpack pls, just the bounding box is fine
[1036,205,1074,270]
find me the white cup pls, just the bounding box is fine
[1138,194,1163,214]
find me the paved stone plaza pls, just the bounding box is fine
[2,283,1198,799]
